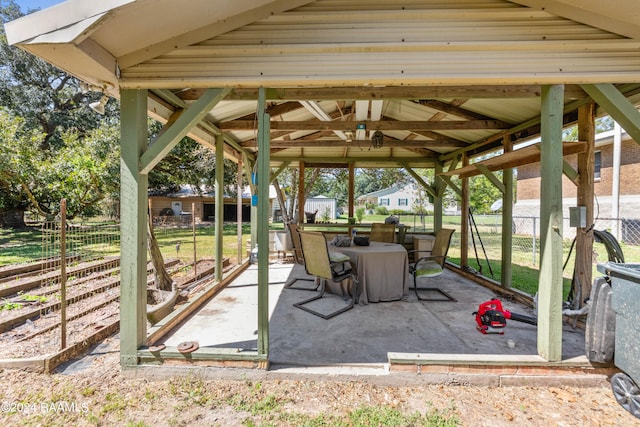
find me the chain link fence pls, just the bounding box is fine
[442,213,640,285]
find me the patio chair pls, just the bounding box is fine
[293,231,356,319]
[369,223,396,243]
[284,223,319,291]
[408,228,456,302]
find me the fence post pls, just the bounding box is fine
[60,198,67,350]
[532,217,537,265]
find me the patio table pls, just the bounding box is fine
[328,241,409,304]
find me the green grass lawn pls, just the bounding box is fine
[0,227,45,265]
[2,218,637,301]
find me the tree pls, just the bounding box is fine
[468,174,503,214]
[272,167,321,224]
[0,2,120,226]
[355,168,409,196]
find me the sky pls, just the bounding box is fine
[14,0,64,13]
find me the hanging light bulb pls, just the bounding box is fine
[89,94,109,115]
[371,130,384,149]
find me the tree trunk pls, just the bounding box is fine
[147,212,174,291]
[273,179,292,225]
[283,168,322,224]
[0,209,26,229]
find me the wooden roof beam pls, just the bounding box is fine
[220,120,510,131]
[179,85,590,101]
[240,139,467,149]
[439,141,587,179]
[414,99,510,123]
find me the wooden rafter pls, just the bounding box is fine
[240,139,467,149]
[439,141,586,179]
[178,85,591,101]
[219,120,510,131]
[414,99,508,122]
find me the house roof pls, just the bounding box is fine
[5,0,640,170]
[358,186,404,200]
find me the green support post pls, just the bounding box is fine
[433,161,444,232]
[501,137,513,289]
[256,87,270,356]
[119,89,149,367]
[215,134,224,281]
[537,85,565,362]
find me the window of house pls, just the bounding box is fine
[594,151,601,181]
[380,198,390,206]
[398,198,408,206]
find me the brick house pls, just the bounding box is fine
[514,126,640,221]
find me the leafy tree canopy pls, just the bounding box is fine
[0,1,236,225]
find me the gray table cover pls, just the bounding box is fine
[328,241,409,304]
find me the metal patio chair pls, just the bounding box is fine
[408,228,457,302]
[293,231,356,319]
[369,223,396,243]
[284,223,319,291]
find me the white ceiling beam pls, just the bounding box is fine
[355,100,369,140]
[298,101,348,140]
[369,100,384,139]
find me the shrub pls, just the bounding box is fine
[374,206,389,215]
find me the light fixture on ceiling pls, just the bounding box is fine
[345,131,354,142]
[371,130,384,149]
[89,94,109,115]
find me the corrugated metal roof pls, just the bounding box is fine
[122,0,637,87]
[5,0,640,169]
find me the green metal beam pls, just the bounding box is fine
[215,134,224,281]
[140,88,230,174]
[581,84,640,145]
[270,162,291,183]
[256,88,270,356]
[434,154,463,197]
[501,138,514,289]
[562,161,579,184]
[401,164,437,198]
[537,85,565,362]
[434,162,443,231]
[439,175,462,198]
[475,164,505,194]
[118,89,149,368]
[152,89,252,159]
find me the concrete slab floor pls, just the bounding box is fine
[161,261,586,368]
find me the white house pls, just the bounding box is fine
[357,184,431,213]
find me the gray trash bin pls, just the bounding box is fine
[597,262,640,419]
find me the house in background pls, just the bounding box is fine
[357,184,430,213]
[149,185,277,223]
[514,124,640,240]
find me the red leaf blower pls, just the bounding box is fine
[473,298,537,334]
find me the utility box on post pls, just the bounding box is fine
[569,206,587,228]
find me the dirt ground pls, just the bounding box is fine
[0,336,638,427]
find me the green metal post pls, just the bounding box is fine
[119,89,149,367]
[215,134,224,281]
[537,84,565,362]
[433,161,443,232]
[256,87,270,356]
[501,136,513,288]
